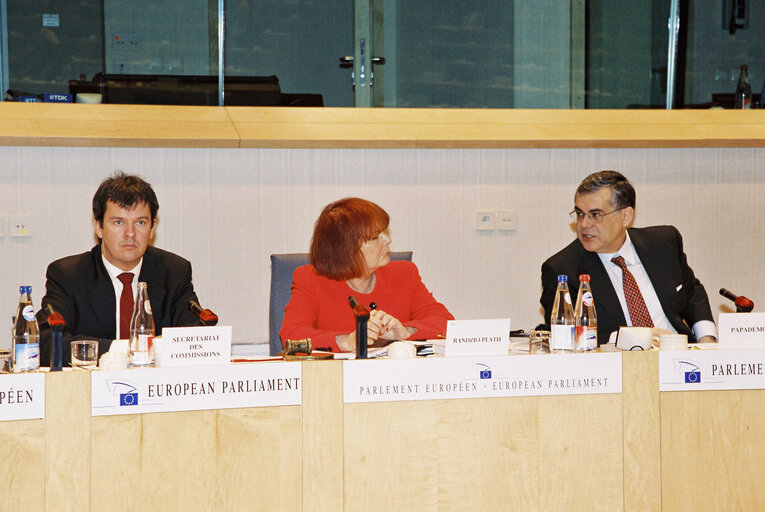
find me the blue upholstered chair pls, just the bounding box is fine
[269,251,413,356]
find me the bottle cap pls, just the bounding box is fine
[557,275,568,283]
[579,274,591,282]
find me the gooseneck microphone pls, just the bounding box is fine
[719,288,754,313]
[348,295,370,359]
[45,304,66,371]
[188,300,219,326]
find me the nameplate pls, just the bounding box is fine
[91,363,301,416]
[659,348,765,391]
[343,353,621,403]
[159,326,232,367]
[0,373,46,421]
[445,318,510,357]
[718,313,765,348]
[43,93,73,103]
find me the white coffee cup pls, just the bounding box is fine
[659,333,688,350]
[388,341,417,359]
[616,326,653,351]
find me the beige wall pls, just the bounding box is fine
[0,145,763,345]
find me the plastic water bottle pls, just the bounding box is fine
[128,282,155,367]
[12,286,40,372]
[550,275,575,352]
[574,274,598,352]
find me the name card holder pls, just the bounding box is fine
[718,313,765,348]
[160,326,232,367]
[445,319,510,357]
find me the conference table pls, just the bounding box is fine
[1,347,764,511]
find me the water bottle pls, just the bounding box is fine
[550,275,575,352]
[574,274,598,352]
[12,286,40,372]
[128,282,155,367]
[735,64,752,109]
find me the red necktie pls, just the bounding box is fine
[118,272,134,339]
[611,256,653,327]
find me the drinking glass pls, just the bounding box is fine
[71,340,99,369]
[529,330,550,354]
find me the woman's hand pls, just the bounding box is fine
[368,309,416,341]
[336,310,418,352]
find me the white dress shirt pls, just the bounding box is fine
[597,233,716,340]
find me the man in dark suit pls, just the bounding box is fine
[540,170,716,345]
[37,173,203,366]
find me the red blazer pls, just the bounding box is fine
[280,261,453,351]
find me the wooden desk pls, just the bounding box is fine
[2,352,764,511]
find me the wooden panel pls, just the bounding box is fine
[344,393,623,511]
[215,406,302,511]
[302,361,344,512]
[91,405,301,512]
[0,418,45,511]
[344,400,439,511]
[91,410,217,511]
[661,389,765,511]
[622,352,661,512]
[45,370,91,512]
[90,414,142,510]
[0,103,239,148]
[1,102,764,149]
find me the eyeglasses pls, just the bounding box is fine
[569,207,625,224]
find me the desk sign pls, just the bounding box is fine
[660,348,765,391]
[160,326,232,367]
[343,353,621,403]
[445,318,511,357]
[718,313,765,348]
[0,373,45,422]
[91,362,301,416]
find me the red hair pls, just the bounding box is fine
[310,198,390,280]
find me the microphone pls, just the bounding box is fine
[45,304,66,327]
[348,295,370,359]
[719,288,754,313]
[189,300,219,326]
[348,295,370,318]
[45,304,66,371]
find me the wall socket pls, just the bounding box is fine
[10,214,31,237]
[497,209,517,230]
[476,210,495,230]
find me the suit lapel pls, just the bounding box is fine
[89,246,118,335]
[629,228,674,310]
[139,248,167,317]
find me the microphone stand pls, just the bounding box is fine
[348,296,370,359]
[45,304,65,371]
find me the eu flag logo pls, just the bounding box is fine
[120,392,138,406]
[480,370,492,379]
[684,371,701,383]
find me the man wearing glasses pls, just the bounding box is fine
[540,170,716,345]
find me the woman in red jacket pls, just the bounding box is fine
[280,197,453,353]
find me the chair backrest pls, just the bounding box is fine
[269,251,413,356]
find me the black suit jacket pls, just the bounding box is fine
[540,226,714,345]
[37,245,203,366]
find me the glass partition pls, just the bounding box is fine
[0,0,762,108]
